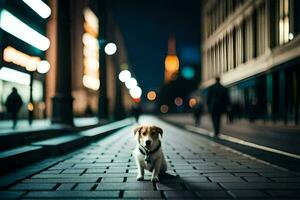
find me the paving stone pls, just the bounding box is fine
[22,177,99,183]
[62,169,85,174]
[100,177,124,183]
[156,183,185,190]
[233,172,260,177]
[195,190,230,198]
[74,183,96,190]
[202,172,234,177]
[0,191,25,199]
[271,177,300,182]
[9,183,57,191]
[85,168,106,173]
[221,182,300,190]
[185,182,222,190]
[228,190,269,198]
[40,170,62,174]
[56,183,75,190]
[208,176,245,182]
[123,191,161,198]
[266,190,300,197]
[180,176,209,182]
[25,191,120,198]
[244,176,271,182]
[164,191,197,198]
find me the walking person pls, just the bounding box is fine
[192,99,204,126]
[5,87,23,128]
[207,77,230,136]
[131,103,142,123]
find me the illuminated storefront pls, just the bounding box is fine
[0,0,51,120]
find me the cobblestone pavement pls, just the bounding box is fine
[1,116,300,199]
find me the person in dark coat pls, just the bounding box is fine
[5,87,23,128]
[131,103,142,123]
[207,77,230,136]
[192,100,204,126]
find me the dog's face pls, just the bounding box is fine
[134,125,163,150]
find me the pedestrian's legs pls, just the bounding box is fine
[211,112,221,135]
[12,112,17,128]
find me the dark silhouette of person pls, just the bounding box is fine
[192,100,204,126]
[5,87,23,128]
[207,77,230,136]
[131,103,142,123]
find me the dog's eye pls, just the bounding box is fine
[151,132,156,136]
[142,132,147,136]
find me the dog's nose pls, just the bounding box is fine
[145,140,151,146]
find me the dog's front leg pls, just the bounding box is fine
[135,157,144,181]
[151,157,162,182]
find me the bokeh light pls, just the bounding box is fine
[118,70,131,82]
[147,91,157,101]
[37,60,50,74]
[174,97,183,106]
[160,105,169,113]
[125,77,137,89]
[104,42,117,55]
[189,98,197,108]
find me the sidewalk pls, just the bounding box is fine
[1,116,299,199]
[162,113,300,155]
[0,117,100,135]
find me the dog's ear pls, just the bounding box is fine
[134,126,143,136]
[154,126,163,137]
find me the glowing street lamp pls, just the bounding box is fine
[118,70,131,82]
[129,86,142,99]
[125,77,137,89]
[104,42,117,55]
[22,0,51,19]
[37,60,51,74]
[0,10,50,51]
[147,91,157,101]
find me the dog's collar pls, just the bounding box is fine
[139,141,161,163]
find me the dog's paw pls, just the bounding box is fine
[151,176,159,182]
[136,175,144,181]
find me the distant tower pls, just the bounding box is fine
[164,37,179,83]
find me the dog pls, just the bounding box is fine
[133,125,167,182]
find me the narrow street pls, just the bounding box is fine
[1,116,299,199]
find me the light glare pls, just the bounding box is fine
[129,86,142,99]
[118,70,131,82]
[104,43,117,55]
[125,77,137,89]
[22,0,51,19]
[83,75,100,91]
[37,60,50,74]
[0,10,50,51]
[0,67,30,85]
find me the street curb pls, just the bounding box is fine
[159,117,300,174]
[0,118,134,178]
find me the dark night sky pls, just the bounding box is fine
[110,0,201,94]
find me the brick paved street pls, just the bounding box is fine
[1,116,300,199]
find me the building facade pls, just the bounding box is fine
[0,0,51,120]
[201,0,300,124]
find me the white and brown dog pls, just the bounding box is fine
[133,125,167,182]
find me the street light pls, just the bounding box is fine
[118,70,131,82]
[37,60,50,74]
[129,86,142,99]
[125,77,137,89]
[104,42,117,55]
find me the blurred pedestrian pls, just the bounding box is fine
[192,100,204,126]
[131,103,142,123]
[207,77,230,136]
[5,87,23,128]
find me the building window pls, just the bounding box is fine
[278,0,293,45]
